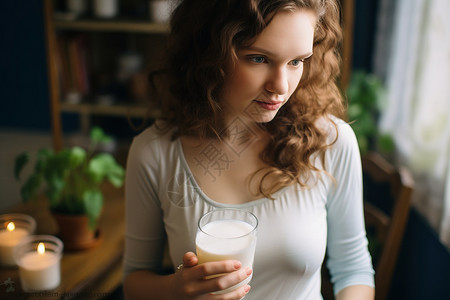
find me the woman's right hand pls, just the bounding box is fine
[170,252,252,299]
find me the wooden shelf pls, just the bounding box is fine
[54,19,169,34]
[59,102,156,118]
[44,0,168,150]
[60,102,160,135]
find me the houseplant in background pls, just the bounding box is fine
[14,127,125,250]
[346,70,395,156]
[345,71,397,267]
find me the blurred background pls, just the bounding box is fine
[1,0,449,299]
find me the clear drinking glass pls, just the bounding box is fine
[196,209,258,295]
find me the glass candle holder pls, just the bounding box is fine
[0,214,36,267]
[14,235,63,292]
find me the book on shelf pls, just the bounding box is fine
[55,34,90,104]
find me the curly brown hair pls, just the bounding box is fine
[149,0,345,198]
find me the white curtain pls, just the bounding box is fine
[378,0,450,247]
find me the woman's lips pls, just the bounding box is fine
[254,100,283,111]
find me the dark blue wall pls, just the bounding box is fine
[352,0,380,72]
[0,1,51,131]
[389,208,450,300]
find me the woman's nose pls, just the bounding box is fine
[265,67,289,95]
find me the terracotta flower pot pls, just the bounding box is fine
[52,213,102,251]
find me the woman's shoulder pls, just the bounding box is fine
[133,121,176,143]
[314,116,361,175]
[316,115,358,152]
[129,122,178,156]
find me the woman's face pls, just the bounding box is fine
[221,9,316,124]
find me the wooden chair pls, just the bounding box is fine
[322,152,414,300]
[362,152,414,299]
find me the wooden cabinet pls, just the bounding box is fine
[43,0,168,152]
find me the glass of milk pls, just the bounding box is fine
[196,209,258,295]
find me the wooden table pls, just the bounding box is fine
[0,183,125,300]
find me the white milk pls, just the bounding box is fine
[196,219,257,294]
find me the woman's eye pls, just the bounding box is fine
[290,59,303,67]
[250,56,266,64]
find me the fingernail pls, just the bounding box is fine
[234,261,242,269]
[245,267,252,276]
[244,285,251,293]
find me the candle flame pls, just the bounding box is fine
[6,222,15,232]
[37,242,45,255]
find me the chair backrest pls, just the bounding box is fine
[362,152,414,300]
[321,152,414,300]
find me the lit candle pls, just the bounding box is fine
[0,214,36,267]
[14,235,63,292]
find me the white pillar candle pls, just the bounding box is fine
[14,235,63,292]
[0,214,36,267]
[0,224,29,266]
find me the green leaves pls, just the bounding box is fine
[14,152,29,181]
[13,127,125,230]
[68,147,86,168]
[44,173,65,207]
[88,153,125,187]
[20,173,42,203]
[347,71,383,111]
[347,71,394,155]
[90,126,112,143]
[82,189,103,229]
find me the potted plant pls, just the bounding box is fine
[14,127,125,250]
[346,70,395,156]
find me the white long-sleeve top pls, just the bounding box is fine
[124,118,375,299]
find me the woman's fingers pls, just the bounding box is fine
[208,267,252,291]
[210,284,251,300]
[191,260,243,279]
[175,252,253,299]
[189,264,252,296]
[183,252,198,268]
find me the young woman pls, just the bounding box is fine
[123,0,375,299]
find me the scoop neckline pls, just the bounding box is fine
[175,138,288,208]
